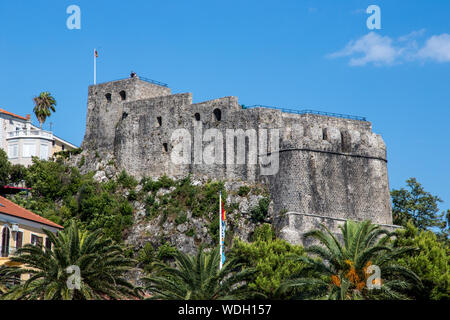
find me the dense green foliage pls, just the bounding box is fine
[0,149,11,186]
[1,221,138,300]
[394,222,450,300]
[237,186,251,197]
[8,164,28,184]
[144,247,255,300]
[231,224,306,298]
[391,178,449,238]
[7,158,135,242]
[250,197,270,223]
[282,220,422,300]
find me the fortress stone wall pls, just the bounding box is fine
[82,76,396,244]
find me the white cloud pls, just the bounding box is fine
[397,29,426,42]
[328,31,450,66]
[418,34,450,62]
[328,32,400,66]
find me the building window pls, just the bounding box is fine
[62,145,65,151]
[119,90,126,101]
[322,128,328,141]
[213,108,222,121]
[8,144,18,158]
[40,144,49,160]
[16,231,23,249]
[31,234,43,247]
[194,113,201,121]
[23,143,36,158]
[105,93,112,102]
[157,116,162,127]
[45,238,52,250]
[1,226,10,257]
[163,143,168,152]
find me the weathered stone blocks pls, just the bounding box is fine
[81,77,395,245]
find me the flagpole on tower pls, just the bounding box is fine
[94,48,97,85]
[219,192,223,270]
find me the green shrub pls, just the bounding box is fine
[157,175,174,189]
[127,190,138,201]
[9,164,28,184]
[208,216,220,242]
[141,177,155,192]
[117,170,138,189]
[77,155,85,168]
[175,212,188,225]
[237,186,251,197]
[145,195,155,206]
[252,223,275,242]
[231,224,306,299]
[394,222,450,300]
[251,198,270,223]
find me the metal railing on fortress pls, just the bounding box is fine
[108,76,169,88]
[242,105,367,121]
[138,76,169,88]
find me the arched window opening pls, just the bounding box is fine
[105,93,112,102]
[157,116,162,127]
[163,143,168,152]
[122,112,128,120]
[119,90,126,101]
[213,108,222,121]
[194,113,201,121]
[1,226,10,257]
[322,128,328,141]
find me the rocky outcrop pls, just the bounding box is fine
[121,176,272,257]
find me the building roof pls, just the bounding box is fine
[52,134,79,149]
[0,195,63,229]
[0,108,29,121]
[0,107,77,148]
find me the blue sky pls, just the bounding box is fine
[0,0,449,211]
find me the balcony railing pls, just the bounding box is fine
[7,129,53,139]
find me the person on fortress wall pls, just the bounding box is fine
[130,71,137,78]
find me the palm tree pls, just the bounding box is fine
[0,266,11,296]
[1,221,140,300]
[33,91,56,129]
[281,220,422,300]
[144,246,255,299]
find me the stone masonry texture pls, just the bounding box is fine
[81,76,396,245]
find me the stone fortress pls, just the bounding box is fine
[81,74,396,244]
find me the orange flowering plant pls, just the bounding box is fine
[280,220,422,300]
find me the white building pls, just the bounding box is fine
[0,108,77,167]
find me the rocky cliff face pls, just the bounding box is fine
[124,177,272,255]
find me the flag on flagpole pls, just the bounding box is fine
[219,192,226,270]
[94,48,98,84]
